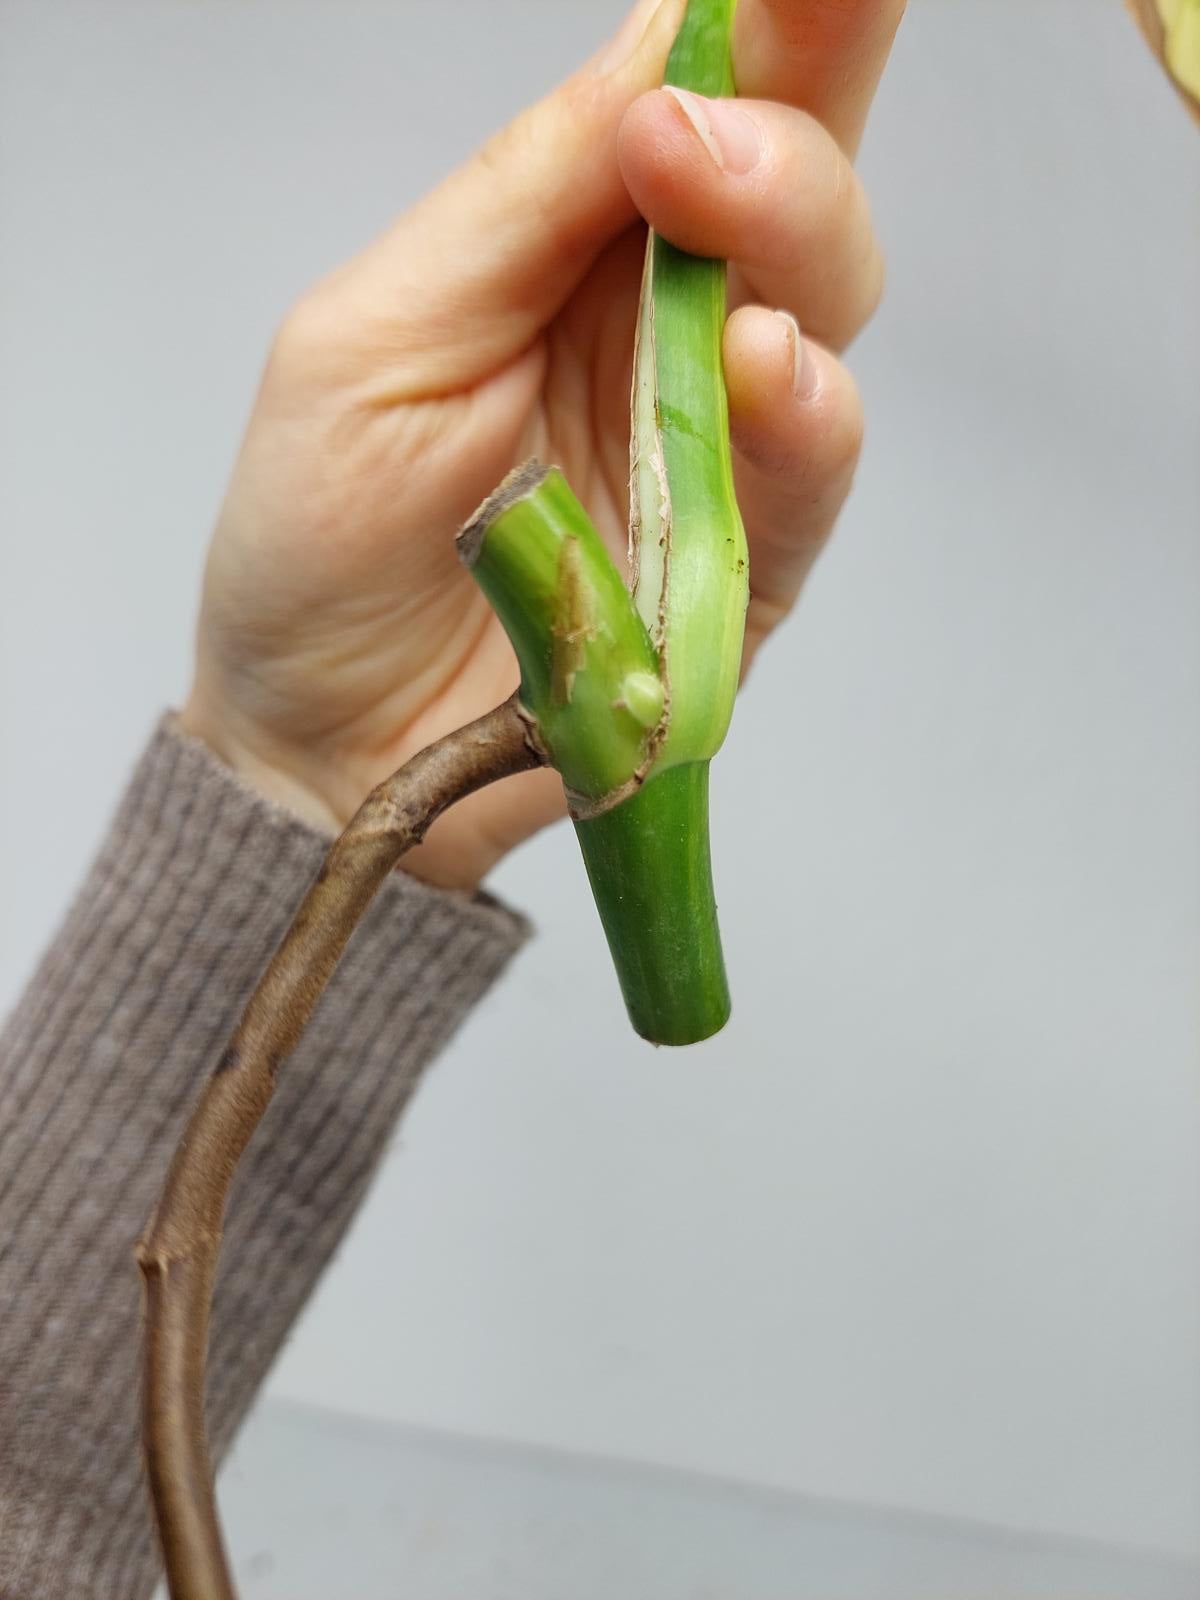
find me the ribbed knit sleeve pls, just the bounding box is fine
[0,715,530,1599]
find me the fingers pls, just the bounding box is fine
[734,0,906,156]
[311,0,686,397]
[617,89,883,350]
[722,305,864,666]
[283,0,901,392]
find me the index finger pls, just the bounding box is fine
[733,0,906,156]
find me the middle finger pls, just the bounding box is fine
[616,87,884,351]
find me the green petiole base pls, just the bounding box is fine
[573,761,730,1046]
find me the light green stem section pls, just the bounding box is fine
[459,462,661,809]
[631,0,748,770]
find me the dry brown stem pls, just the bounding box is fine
[136,696,544,1599]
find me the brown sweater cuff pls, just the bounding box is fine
[0,714,530,1600]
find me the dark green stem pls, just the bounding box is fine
[574,762,729,1045]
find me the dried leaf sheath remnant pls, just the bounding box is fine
[137,697,544,1600]
[1126,0,1200,119]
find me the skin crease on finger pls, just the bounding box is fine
[180,0,896,889]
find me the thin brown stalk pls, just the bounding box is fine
[136,696,545,1600]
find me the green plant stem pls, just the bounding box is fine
[575,762,728,1044]
[461,0,745,1046]
[460,462,730,1045]
[459,461,663,812]
[630,0,747,768]
[611,0,744,1040]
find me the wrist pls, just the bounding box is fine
[175,693,510,894]
[176,696,345,838]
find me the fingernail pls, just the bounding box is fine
[777,311,819,400]
[593,0,662,76]
[663,87,763,174]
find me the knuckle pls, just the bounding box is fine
[268,291,329,377]
[476,113,555,226]
[826,382,866,482]
[791,123,863,256]
[476,117,522,183]
[857,238,887,329]
[831,177,885,346]
[266,280,363,394]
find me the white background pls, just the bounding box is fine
[2,0,1198,1564]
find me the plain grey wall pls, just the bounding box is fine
[2,0,1198,1561]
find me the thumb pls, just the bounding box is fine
[331,0,684,395]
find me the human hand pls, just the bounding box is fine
[181,0,904,889]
